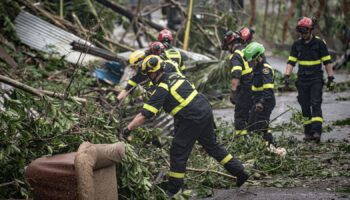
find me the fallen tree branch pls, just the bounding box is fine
[0,75,87,103]
[95,0,166,31]
[0,181,17,188]
[70,41,125,62]
[0,46,18,68]
[187,167,235,179]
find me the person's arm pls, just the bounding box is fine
[127,113,146,130]
[262,63,275,101]
[230,54,243,90]
[285,43,298,76]
[117,89,128,101]
[319,39,334,77]
[284,64,294,76]
[231,78,240,91]
[325,63,334,77]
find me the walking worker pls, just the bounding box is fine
[243,42,280,151]
[120,55,250,196]
[222,27,254,136]
[158,29,187,71]
[284,17,335,142]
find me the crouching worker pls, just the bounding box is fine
[120,55,250,196]
[243,42,286,158]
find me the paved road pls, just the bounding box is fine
[193,187,349,200]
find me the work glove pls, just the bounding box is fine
[230,90,238,105]
[326,76,335,91]
[255,102,264,112]
[119,127,132,142]
[284,75,290,88]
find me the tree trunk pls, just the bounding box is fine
[271,0,282,39]
[282,0,296,44]
[249,0,256,27]
[343,0,350,26]
[315,0,326,21]
[262,0,269,38]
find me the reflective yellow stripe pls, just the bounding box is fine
[169,171,185,178]
[235,129,248,135]
[166,60,184,76]
[231,66,242,72]
[252,85,263,91]
[304,119,312,125]
[298,60,321,66]
[170,90,198,116]
[235,50,244,57]
[321,55,331,62]
[180,65,186,71]
[143,104,158,114]
[220,154,233,165]
[263,83,274,89]
[252,83,274,91]
[170,80,185,102]
[158,82,169,91]
[234,50,252,76]
[127,80,137,87]
[288,56,297,62]
[165,49,182,69]
[311,117,323,123]
[242,67,253,75]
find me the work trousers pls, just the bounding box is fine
[168,112,245,195]
[234,86,253,135]
[248,98,276,146]
[296,78,323,136]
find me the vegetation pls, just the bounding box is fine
[0,0,350,199]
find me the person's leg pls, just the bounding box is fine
[197,113,249,186]
[168,119,199,195]
[234,88,252,135]
[309,79,324,142]
[296,79,313,139]
[251,99,275,146]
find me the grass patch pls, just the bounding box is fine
[336,96,350,101]
[333,118,350,126]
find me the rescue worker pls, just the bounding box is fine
[120,55,250,196]
[222,27,254,136]
[147,41,183,75]
[158,29,187,71]
[243,42,276,148]
[117,48,184,102]
[284,17,335,142]
[117,50,147,102]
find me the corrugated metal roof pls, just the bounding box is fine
[15,11,101,64]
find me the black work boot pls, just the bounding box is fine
[303,134,314,141]
[236,171,250,187]
[313,132,321,143]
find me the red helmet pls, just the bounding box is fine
[222,30,240,50]
[296,17,313,32]
[158,29,173,43]
[148,41,165,55]
[239,27,254,43]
